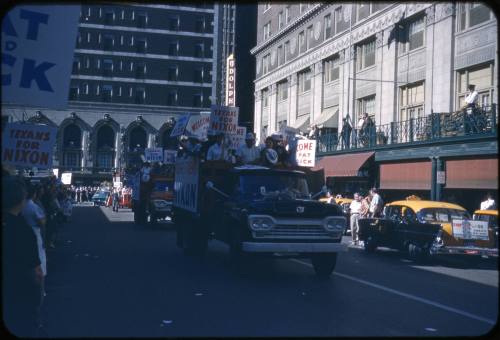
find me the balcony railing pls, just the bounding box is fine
[316,105,497,155]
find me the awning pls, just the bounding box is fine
[446,158,498,189]
[312,107,338,128]
[380,161,431,190]
[313,151,374,177]
[293,115,310,132]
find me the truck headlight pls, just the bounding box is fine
[323,216,346,232]
[248,215,274,231]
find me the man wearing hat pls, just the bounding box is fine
[236,132,261,164]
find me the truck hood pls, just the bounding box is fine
[244,196,343,218]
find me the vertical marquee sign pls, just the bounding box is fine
[225,54,236,107]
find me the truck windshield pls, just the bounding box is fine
[239,174,310,199]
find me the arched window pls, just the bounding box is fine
[62,124,82,169]
[96,125,116,170]
[129,126,147,151]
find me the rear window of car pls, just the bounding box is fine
[418,208,470,223]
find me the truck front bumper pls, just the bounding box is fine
[242,242,348,253]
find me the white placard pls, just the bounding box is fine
[452,219,489,240]
[2,122,57,169]
[52,168,59,178]
[113,181,122,188]
[61,172,72,185]
[185,112,211,141]
[173,156,199,213]
[208,105,239,135]
[437,171,446,185]
[170,114,190,137]
[296,139,316,167]
[145,147,163,162]
[226,126,246,150]
[163,150,177,164]
[2,5,81,109]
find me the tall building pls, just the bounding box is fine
[251,2,497,211]
[2,3,247,183]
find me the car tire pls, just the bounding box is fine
[364,236,378,252]
[311,253,338,279]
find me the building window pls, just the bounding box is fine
[195,16,206,33]
[300,3,306,14]
[135,87,145,104]
[399,16,425,55]
[194,43,204,58]
[284,41,290,62]
[194,68,204,82]
[335,6,350,33]
[262,53,270,74]
[278,81,288,101]
[356,38,376,71]
[87,32,91,43]
[101,84,113,102]
[193,93,203,107]
[96,59,101,69]
[120,35,124,45]
[306,25,314,50]
[285,6,291,24]
[137,11,147,28]
[120,10,125,20]
[103,34,114,50]
[135,62,146,78]
[456,63,494,109]
[169,41,179,56]
[262,89,269,107]
[83,82,89,95]
[99,8,103,18]
[324,14,332,39]
[72,57,80,73]
[298,31,305,53]
[129,36,134,46]
[399,82,425,121]
[117,86,122,96]
[278,12,284,29]
[457,3,492,32]
[324,56,340,83]
[96,85,100,95]
[102,59,113,76]
[129,87,133,97]
[104,10,115,24]
[69,86,79,100]
[277,45,284,66]
[167,91,177,106]
[263,3,271,12]
[298,69,312,93]
[168,66,178,81]
[357,95,376,121]
[357,4,370,21]
[169,16,180,31]
[263,21,271,41]
[136,38,147,53]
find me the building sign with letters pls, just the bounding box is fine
[296,139,316,167]
[225,54,236,106]
[1,5,80,109]
[2,122,57,169]
[209,105,239,135]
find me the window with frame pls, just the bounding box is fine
[104,10,114,24]
[103,34,114,50]
[136,38,147,53]
[324,56,340,83]
[102,59,113,76]
[263,21,271,41]
[278,11,284,29]
[277,45,284,66]
[298,31,305,53]
[193,93,203,107]
[194,42,204,58]
[169,41,179,56]
[300,3,306,13]
[137,11,147,28]
[263,3,271,12]
[169,16,180,31]
[101,85,113,102]
[168,66,178,81]
[399,16,425,54]
[356,38,376,71]
[357,4,370,21]
[335,6,350,33]
[135,87,145,104]
[357,95,376,121]
[69,86,79,100]
[284,41,290,62]
[262,53,270,74]
[262,89,269,107]
[195,16,206,33]
[167,90,178,106]
[83,82,89,95]
[456,63,494,109]
[324,14,332,39]
[285,6,291,24]
[194,68,204,82]
[298,69,312,93]
[135,62,146,78]
[399,82,425,121]
[306,25,313,50]
[72,57,80,73]
[457,3,492,32]
[278,81,288,101]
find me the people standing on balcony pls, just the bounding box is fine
[340,116,352,149]
[359,113,376,147]
[308,125,319,140]
[463,84,480,134]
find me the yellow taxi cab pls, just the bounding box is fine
[358,199,498,260]
[473,209,498,249]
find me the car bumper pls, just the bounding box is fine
[242,242,348,253]
[430,245,498,257]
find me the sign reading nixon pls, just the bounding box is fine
[2,5,80,109]
[209,105,239,135]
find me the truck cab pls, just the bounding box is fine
[173,158,347,278]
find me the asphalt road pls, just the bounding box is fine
[37,206,498,337]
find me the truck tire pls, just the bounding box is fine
[311,253,338,279]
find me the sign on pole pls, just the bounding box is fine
[185,112,210,141]
[1,5,81,109]
[145,147,163,162]
[436,171,446,185]
[170,114,190,137]
[209,105,239,135]
[61,172,72,185]
[226,126,246,150]
[296,139,316,167]
[225,54,236,106]
[2,122,57,169]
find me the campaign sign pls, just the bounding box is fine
[2,5,81,109]
[145,147,163,162]
[61,172,72,185]
[173,156,199,213]
[208,105,239,135]
[163,150,177,164]
[170,114,190,137]
[185,112,210,141]
[2,122,57,169]
[226,126,246,150]
[452,219,489,240]
[296,139,316,167]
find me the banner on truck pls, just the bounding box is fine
[208,105,239,135]
[145,147,163,162]
[2,5,81,109]
[296,139,316,167]
[225,126,246,150]
[170,114,190,137]
[185,112,210,141]
[2,122,57,169]
[173,156,199,213]
[452,219,489,240]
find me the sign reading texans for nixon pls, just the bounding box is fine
[2,5,80,109]
[208,105,239,135]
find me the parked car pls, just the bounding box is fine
[91,190,110,206]
[358,199,498,261]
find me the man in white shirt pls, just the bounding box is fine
[236,132,261,164]
[206,133,228,161]
[349,193,363,245]
[480,193,496,210]
[464,84,480,134]
[464,84,479,108]
[369,187,383,218]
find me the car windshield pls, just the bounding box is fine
[239,173,310,199]
[417,208,470,223]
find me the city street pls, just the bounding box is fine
[40,206,498,337]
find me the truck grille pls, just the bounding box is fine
[253,219,336,239]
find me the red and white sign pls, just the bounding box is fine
[209,105,239,135]
[225,54,236,106]
[2,122,57,169]
[296,139,316,167]
[226,126,246,150]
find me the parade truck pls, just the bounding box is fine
[172,156,348,278]
[132,166,175,226]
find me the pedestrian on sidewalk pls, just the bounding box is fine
[349,193,363,246]
[112,189,120,212]
[369,188,384,218]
